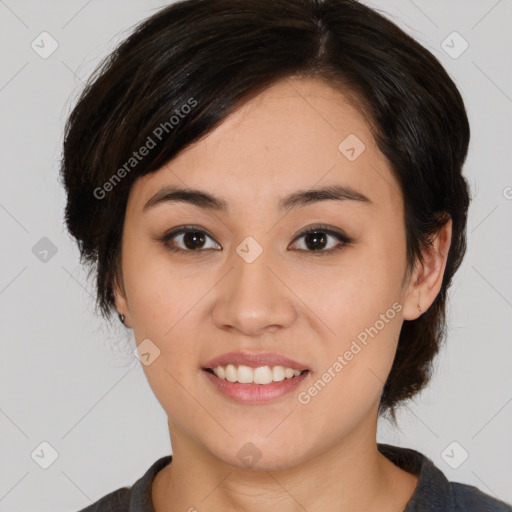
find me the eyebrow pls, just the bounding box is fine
[142,184,371,213]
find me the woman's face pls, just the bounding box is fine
[116,77,418,469]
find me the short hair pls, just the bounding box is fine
[60,0,471,423]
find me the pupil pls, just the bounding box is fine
[184,231,205,250]
[306,232,326,250]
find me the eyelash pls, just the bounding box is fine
[159,224,352,257]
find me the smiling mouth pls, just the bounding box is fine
[204,365,310,385]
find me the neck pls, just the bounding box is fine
[152,411,418,512]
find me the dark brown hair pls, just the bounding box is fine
[60,0,471,423]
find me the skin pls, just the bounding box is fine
[114,76,452,512]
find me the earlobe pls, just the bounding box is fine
[113,275,131,327]
[402,217,452,321]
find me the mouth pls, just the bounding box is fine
[203,365,310,384]
[201,351,311,403]
[201,357,311,403]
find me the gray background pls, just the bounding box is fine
[0,0,511,510]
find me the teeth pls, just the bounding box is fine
[216,365,226,380]
[211,364,305,384]
[254,366,273,384]
[284,367,295,379]
[225,364,237,382]
[272,365,285,382]
[237,365,254,384]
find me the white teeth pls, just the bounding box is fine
[210,364,305,384]
[225,364,237,382]
[284,367,294,379]
[254,366,273,384]
[237,365,254,384]
[272,365,285,382]
[216,365,226,380]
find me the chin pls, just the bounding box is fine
[207,436,307,472]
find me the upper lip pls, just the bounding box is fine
[202,351,310,371]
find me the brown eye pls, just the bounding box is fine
[161,226,221,253]
[181,231,206,250]
[159,224,351,256]
[289,225,352,255]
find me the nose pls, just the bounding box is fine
[210,241,297,337]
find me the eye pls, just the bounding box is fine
[159,224,352,256]
[160,225,221,253]
[289,224,352,255]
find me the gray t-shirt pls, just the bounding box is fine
[76,443,512,511]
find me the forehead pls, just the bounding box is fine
[127,77,402,216]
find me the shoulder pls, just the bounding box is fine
[76,487,131,512]
[451,482,512,512]
[74,455,173,512]
[377,443,511,512]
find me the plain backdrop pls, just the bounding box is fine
[0,0,511,510]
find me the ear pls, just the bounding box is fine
[402,216,452,321]
[114,272,132,328]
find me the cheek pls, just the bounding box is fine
[305,238,406,335]
[124,252,205,418]
[122,252,208,419]
[123,240,198,335]
[299,233,406,397]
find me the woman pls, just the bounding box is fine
[61,0,511,510]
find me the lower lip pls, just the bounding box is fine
[202,369,310,403]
